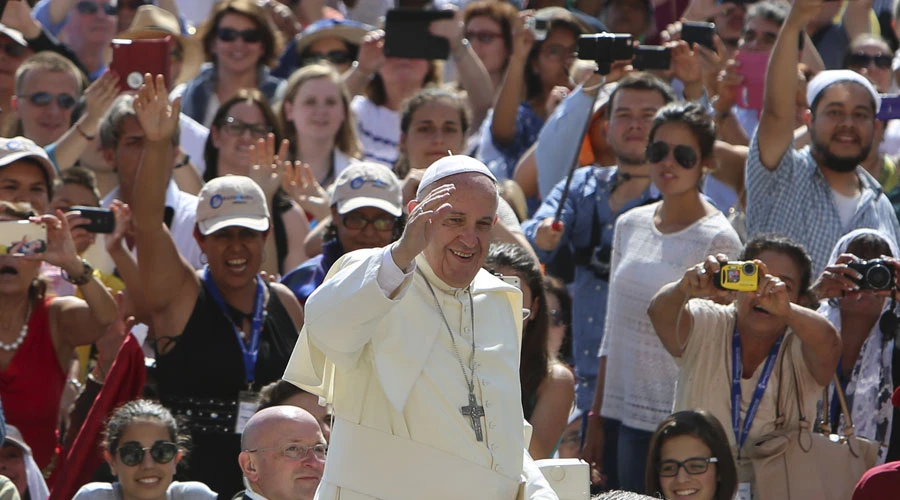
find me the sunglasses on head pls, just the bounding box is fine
[217,27,264,44]
[645,141,698,169]
[0,42,26,59]
[303,50,353,66]
[75,1,118,16]
[17,92,78,109]
[848,52,892,70]
[117,441,178,466]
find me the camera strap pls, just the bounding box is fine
[731,325,784,457]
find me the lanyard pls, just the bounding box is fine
[203,266,266,385]
[731,326,783,456]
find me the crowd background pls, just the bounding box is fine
[4,0,900,498]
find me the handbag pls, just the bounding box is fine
[750,335,880,500]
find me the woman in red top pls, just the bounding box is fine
[0,200,117,472]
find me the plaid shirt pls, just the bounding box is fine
[746,134,900,274]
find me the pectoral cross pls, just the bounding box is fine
[460,391,485,442]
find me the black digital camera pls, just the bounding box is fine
[586,244,612,281]
[847,259,895,291]
[577,33,633,75]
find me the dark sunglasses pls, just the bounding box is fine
[342,214,397,231]
[0,42,26,58]
[645,141,698,169]
[465,31,503,44]
[848,52,892,70]
[658,457,718,477]
[17,92,78,109]
[303,50,353,66]
[217,27,264,44]
[75,1,118,16]
[117,441,178,466]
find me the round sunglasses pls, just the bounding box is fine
[117,440,178,467]
[645,141,699,169]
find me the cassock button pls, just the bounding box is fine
[494,464,503,473]
[587,317,593,323]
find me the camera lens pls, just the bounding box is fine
[866,264,892,290]
[742,263,756,276]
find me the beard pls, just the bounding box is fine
[810,132,870,173]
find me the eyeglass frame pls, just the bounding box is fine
[116,440,179,466]
[16,92,78,110]
[245,442,328,461]
[465,30,504,44]
[340,213,398,232]
[847,52,893,70]
[220,117,272,139]
[657,456,718,477]
[75,0,118,16]
[645,141,700,170]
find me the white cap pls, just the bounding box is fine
[0,137,56,182]
[196,176,270,236]
[415,155,497,199]
[806,69,881,113]
[332,162,403,217]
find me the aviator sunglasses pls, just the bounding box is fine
[645,141,699,169]
[117,440,179,466]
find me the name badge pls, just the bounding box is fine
[736,482,751,500]
[235,390,259,434]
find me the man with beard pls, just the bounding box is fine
[748,0,900,274]
[521,71,675,490]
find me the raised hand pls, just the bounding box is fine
[80,72,120,137]
[64,210,96,254]
[249,134,290,202]
[1,0,41,39]
[668,40,703,91]
[23,210,81,273]
[811,254,863,300]
[429,9,465,52]
[511,13,536,62]
[752,261,792,319]
[545,85,569,116]
[390,184,456,270]
[715,57,744,113]
[133,74,181,143]
[356,30,386,76]
[282,161,331,221]
[105,200,134,254]
[535,218,564,252]
[678,254,735,301]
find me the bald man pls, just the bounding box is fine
[237,406,326,500]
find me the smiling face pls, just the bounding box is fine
[14,68,80,147]
[0,444,26,496]
[285,76,346,143]
[809,82,876,173]
[648,122,704,198]
[401,99,466,171]
[658,435,718,500]
[332,206,397,254]
[606,88,667,166]
[211,101,269,176]
[418,173,498,289]
[247,414,326,500]
[107,420,181,500]
[213,13,266,75]
[197,225,267,291]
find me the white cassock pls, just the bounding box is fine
[283,247,558,500]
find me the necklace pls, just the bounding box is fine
[0,305,30,351]
[419,270,485,442]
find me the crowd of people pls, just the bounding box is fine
[5,0,900,498]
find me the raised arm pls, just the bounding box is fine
[757,0,821,169]
[491,15,534,148]
[431,12,494,129]
[842,0,873,44]
[343,30,385,98]
[51,72,119,170]
[131,74,200,339]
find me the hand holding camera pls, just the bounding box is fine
[754,261,792,319]
[812,254,893,301]
[678,254,739,300]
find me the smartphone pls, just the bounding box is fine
[633,45,671,71]
[384,9,455,60]
[72,206,115,234]
[110,37,172,92]
[735,50,770,110]
[0,220,46,255]
[682,21,716,51]
[878,94,900,121]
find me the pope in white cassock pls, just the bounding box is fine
[283,156,558,499]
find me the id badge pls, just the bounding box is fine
[736,482,751,500]
[235,390,259,434]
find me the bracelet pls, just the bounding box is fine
[587,411,602,418]
[62,259,94,286]
[351,61,376,81]
[75,123,96,140]
[174,154,191,169]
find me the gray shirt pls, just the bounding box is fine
[73,481,217,500]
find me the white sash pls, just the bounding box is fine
[324,418,522,500]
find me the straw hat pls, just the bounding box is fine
[118,5,203,86]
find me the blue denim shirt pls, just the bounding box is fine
[281,238,344,305]
[522,167,659,411]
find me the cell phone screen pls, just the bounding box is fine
[383,9,454,60]
[682,22,716,51]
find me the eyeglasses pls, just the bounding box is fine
[217,27,264,44]
[75,1,118,16]
[541,43,576,61]
[17,92,78,109]
[221,117,271,139]
[117,441,178,466]
[303,50,354,66]
[848,52,892,70]
[645,141,699,169]
[658,457,718,477]
[0,42,25,58]
[465,31,503,44]
[342,213,397,231]
[246,443,327,461]
[549,309,565,327]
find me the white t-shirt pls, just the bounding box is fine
[832,188,861,229]
[598,202,743,431]
[73,481,217,500]
[351,95,400,167]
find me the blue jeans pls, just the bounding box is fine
[616,423,654,494]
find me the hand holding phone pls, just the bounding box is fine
[72,206,115,234]
[110,37,172,92]
[681,21,716,51]
[384,9,455,60]
[633,45,671,71]
[734,50,770,110]
[0,220,46,255]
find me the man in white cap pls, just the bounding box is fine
[749,0,900,274]
[284,155,557,499]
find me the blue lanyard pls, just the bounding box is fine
[203,266,266,385]
[731,326,783,456]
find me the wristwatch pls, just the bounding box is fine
[62,259,94,286]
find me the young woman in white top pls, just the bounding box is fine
[73,400,217,500]
[583,101,743,493]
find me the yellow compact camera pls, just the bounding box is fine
[715,262,758,292]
